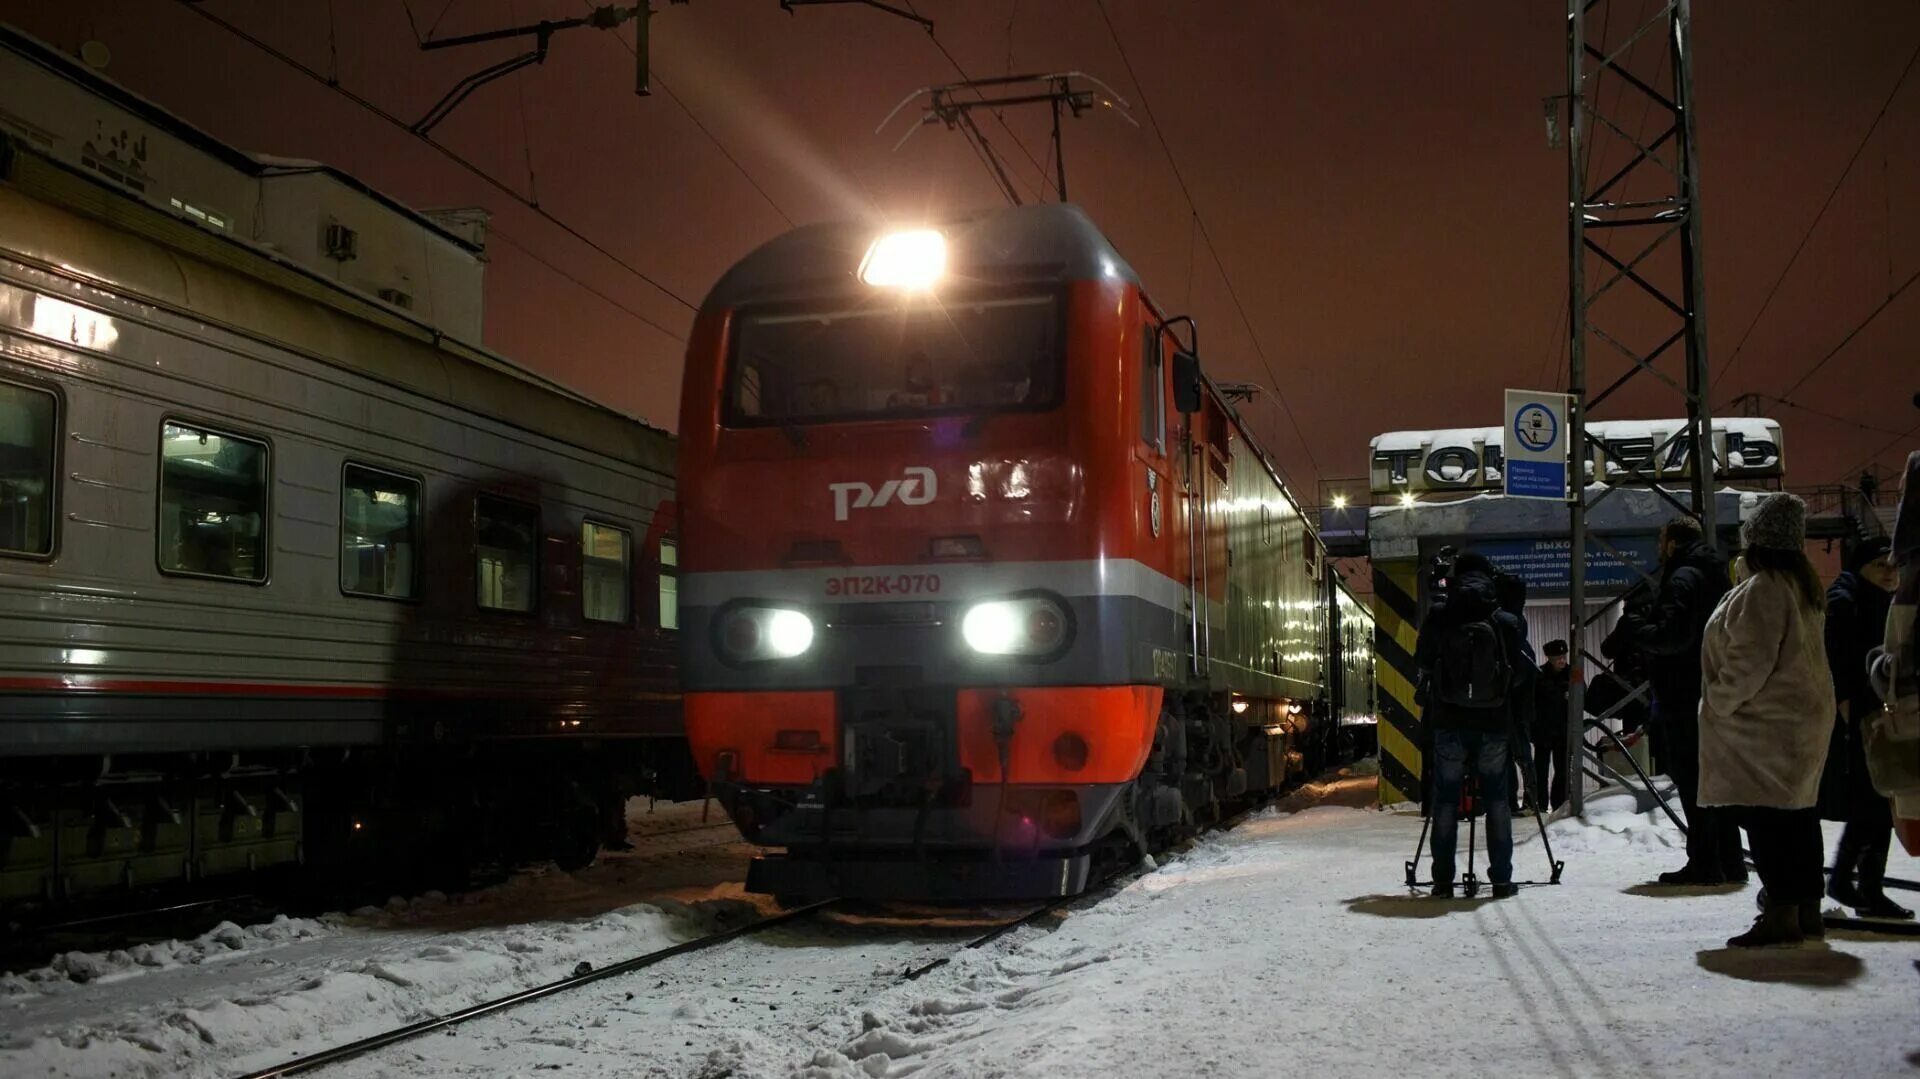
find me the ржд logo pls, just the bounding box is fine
[829,466,936,522]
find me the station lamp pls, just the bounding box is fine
[1399,492,1417,508]
[1331,494,1349,510]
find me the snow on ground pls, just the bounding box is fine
[751,785,1919,1079]
[0,800,768,1079]
[5,785,1918,1078]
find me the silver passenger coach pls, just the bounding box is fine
[0,25,694,908]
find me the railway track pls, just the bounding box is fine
[227,788,1307,1078]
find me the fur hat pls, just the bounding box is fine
[1543,639,1569,657]
[1742,492,1807,552]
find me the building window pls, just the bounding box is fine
[0,380,56,557]
[1139,324,1164,450]
[476,494,539,612]
[158,420,268,581]
[582,521,631,624]
[658,537,678,630]
[342,464,420,600]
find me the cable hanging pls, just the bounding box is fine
[1092,0,1323,487]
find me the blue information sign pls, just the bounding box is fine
[1506,459,1567,499]
[1503,389,1570,500]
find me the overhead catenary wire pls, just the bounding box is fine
[903,0,1052,204]
[1829,418,1920,488]
[1711,37,1920,396]
[581,0,797,228]
[1771,265,1919,402]
[486,226,687,342]
[1733,392,1909,437]
[1092,0,1323,487]
[176,0,699,345]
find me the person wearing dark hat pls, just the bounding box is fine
[1699,493,1836,947]
[1532,639,1573,812]
[1820,534,1912,919]
[1626,515,1741,884]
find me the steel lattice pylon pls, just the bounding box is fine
[1563,0,1714,815]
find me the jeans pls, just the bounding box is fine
[1430,728,1513,886]
[1740,806,1823,904]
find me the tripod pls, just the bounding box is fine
[1404,738,1566,894]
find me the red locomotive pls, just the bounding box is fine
[678,204,1364,900]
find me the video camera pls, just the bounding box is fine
[1430,544,1458,595]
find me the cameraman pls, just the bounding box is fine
[1415,551,1532,898]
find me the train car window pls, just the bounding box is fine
[341,464,421,600]
[1139,324,1164,451]
[0,380,57,558]
[658,537,679,630]
[582,521,632,624]
[726,290,1063,426]
[475,494,539,613]
[158,420,268,581]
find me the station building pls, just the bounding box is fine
[1325,416,1787,806]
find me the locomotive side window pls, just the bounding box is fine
[475,494,539,613]
[341,464,421,600]
[1139,324,1163,451]
[658,537,679,630]
[582,521,631,624]
[727,291,1063,425]
[158,420,268,581]
[0,380,56,558]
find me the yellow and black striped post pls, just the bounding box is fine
[1372,561,1424,806]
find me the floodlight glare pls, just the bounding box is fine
[859,229,946,289]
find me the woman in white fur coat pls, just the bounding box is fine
[1699,492,1835,948]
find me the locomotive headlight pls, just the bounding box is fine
[764,609,815,657]
[859,229,946,289]
[717,606,815,662]
[961,594,1072,657]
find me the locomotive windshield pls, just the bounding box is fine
[726,291,1063,425]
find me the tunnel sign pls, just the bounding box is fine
[1503,389,1570,500]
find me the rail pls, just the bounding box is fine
[232,898,841,1079]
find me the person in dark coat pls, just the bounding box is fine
[1533,640,1572,811]
[1621,515,1742,884]
[1822,536,1913,919]
[1494,572,1537,813]
[1414,553,1531,898]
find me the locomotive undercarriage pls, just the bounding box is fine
[723,688,1313,902]
[0,738,701,920]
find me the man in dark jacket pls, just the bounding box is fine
[1415,553,1531,897]
[1622,515,1741,884]
[1494,573,1537,814]
[1533,640,1572,811]
[1822,536,1913,919]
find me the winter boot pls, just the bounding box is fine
[1854,892,1916,920]
[1728,902,1803,949]
[1827,829,1866,906]
[1491,882,1519,899]
[1657,863,1724,886]
[1798,901,1826,940]
[1431,882,1456,899]
[1854,858,1916,920]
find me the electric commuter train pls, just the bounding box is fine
[677,204,1373,900]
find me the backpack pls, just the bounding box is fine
[1432,610,1511,710]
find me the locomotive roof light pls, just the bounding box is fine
[859,228,946,289]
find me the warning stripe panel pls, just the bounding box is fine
[1373,562,1424,809]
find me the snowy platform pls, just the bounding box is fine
[4,785,1916,1077]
